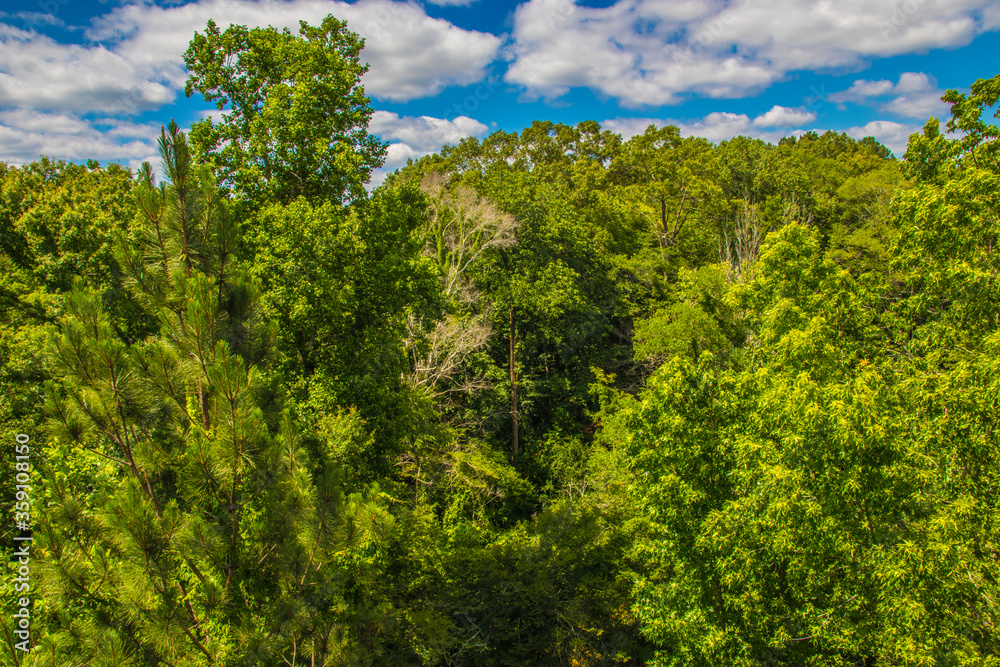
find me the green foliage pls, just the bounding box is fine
[902,117,961,184]
[942,73,1000,172]
[633,265,737,364]
[610,126,722,277]
[890,166,1000,358]
[24,126,393,666]
[614,216,1000,665]
[246,183,440,486]
[5,39,999,665]
[184,15,385,207]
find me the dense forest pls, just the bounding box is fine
[2,15,999,667]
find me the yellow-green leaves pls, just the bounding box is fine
[614,174,1000,664]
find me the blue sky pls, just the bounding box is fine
[1,0,998,184]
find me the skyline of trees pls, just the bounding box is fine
[1,14,998,666]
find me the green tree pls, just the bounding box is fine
[610,125,722,273]
[184,15,386,207]
[612,217,1000,665]
[942,72,1000,172]
[27,124,392,666]
[246,184,440,486]
[902,117,960,185]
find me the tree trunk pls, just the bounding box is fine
[197,379,210,429]
[509,304,519,457]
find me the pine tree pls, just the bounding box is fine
[30,123,391,666]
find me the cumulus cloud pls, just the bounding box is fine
[0,24,176,114]
[368,111,489,186]
[0,109,160,168]
[845,120,923,156]
[829,71,949,120]
[0,0,499,168]
[602,112,801,144]
[828,79,897,103]
[506,0,996,107]
[370,111,488,152]
[0,0,499,116]
[506,0,776,106]
[752,105,817,128]
[84,0,501,103]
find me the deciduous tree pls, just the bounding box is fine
[184,16,385,207]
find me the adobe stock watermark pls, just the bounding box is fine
[803,84,830,113]
[443,0,573,121]
[669,0,752,67]
[541,0,575,30]
[11,433,33,654]
[357,1,398,41]
[878,0,929,37]
[443,79,500,121]
[12,0,71,31]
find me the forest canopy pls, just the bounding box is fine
[1,14,999,667]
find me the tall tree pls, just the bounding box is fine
[184,15,386,207]
[31,124,391,666]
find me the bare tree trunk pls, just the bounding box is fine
[721,195,763,285]
[509,304,519,457]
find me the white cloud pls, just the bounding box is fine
[198,108,227,124]
[602,112,803,144]
[829,71,949,120]
[828,80,896,104]
[0,109,92,136]
[985,3,1000,30]
[752,105,817,128]
[84,0,501,103]
[0,25,176,114]
[845,119,923,156]
[368,111,489,186]
[370,111,488,152]
[506,0,997,107]
[0,0,500,168]
[0,109,159,169]
[506,0,777,106]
